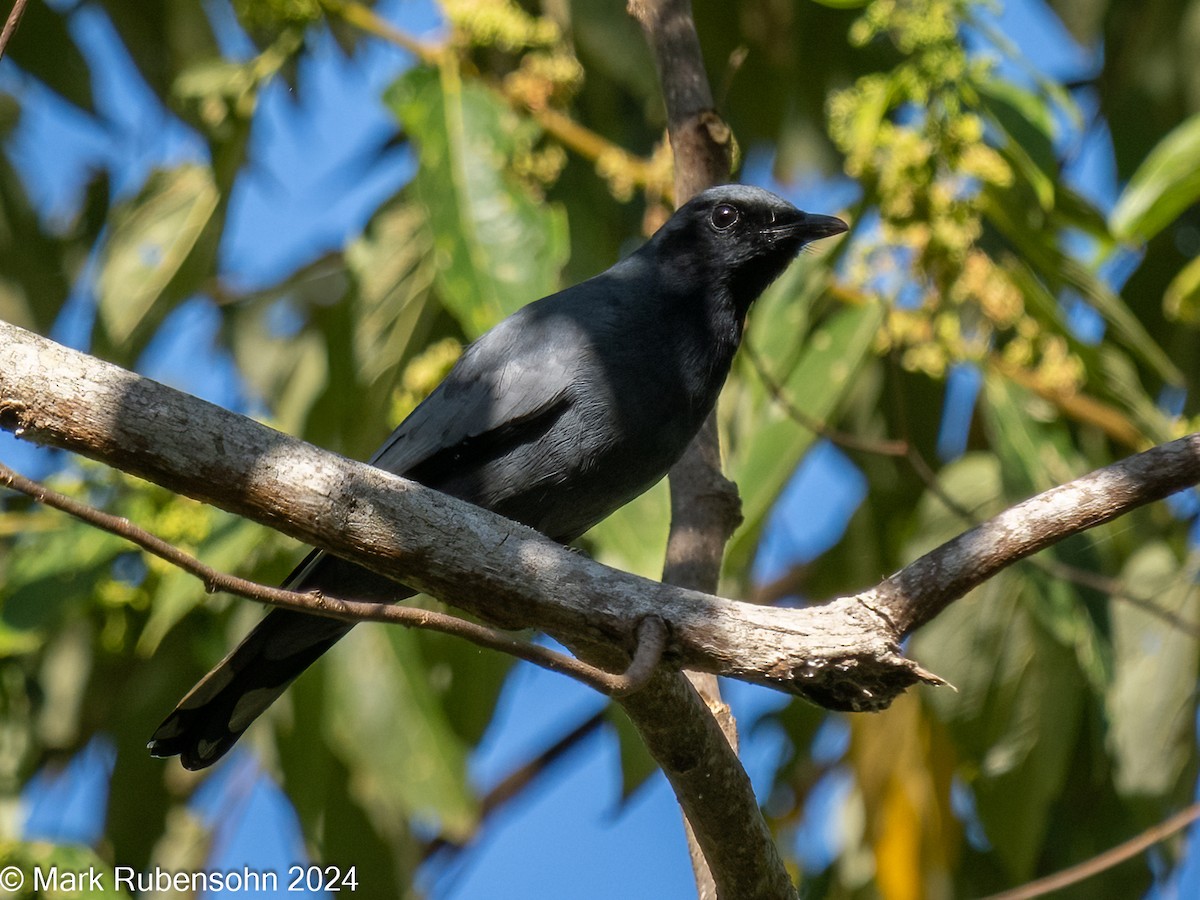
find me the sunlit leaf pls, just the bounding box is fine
[908,455,1087,882]
[1111,112,1200,242]
[983,188,1184,386]
[850,696,958,899]
[96,165,219,347]
[727,297,884,572]
[385,65,569,337]
[1164,252,1200,325]
[324,625,478,841]
[1106,543,1200,799]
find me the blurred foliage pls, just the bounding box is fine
[1,0,1199,897]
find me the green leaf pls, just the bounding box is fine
[966,16,1084,135]
[324,625,478,841]
[3,523,125,632]
[95,0,218,108]
[726,298,884,572]
[1106,543,1200,799]
[569,0,660,107]
[96,165,219,347]
[584,480,669,580]
[385,65,569,337]
[346,199,440,386]
[1054,185,1114,245]
[909,455,1086,882]
[173,56,263,137]
[0,150,74,332]
[230,302,331,437]
[136,514,259,656]
[983,188,1184,387]
[921,571,1085,881]
[1164,252,1200,325]
[1111,112,1200,242]
[1096,345,1180,443]
[415,624,515,746]
[981,375,1079,494]
[978,80,1057,210]
[981,376,1112,686]
[978,80,1056,151]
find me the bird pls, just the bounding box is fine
[147,184,848,770]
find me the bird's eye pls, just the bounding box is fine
[710,204,740,230]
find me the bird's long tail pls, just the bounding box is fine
[148,552,413,770]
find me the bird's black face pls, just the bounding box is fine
[661,185,848,314]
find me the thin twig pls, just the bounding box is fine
[888,354,1200,638]
[608,615,669,694]
[1034,555,1200,639]
[422,709,607,863]
[743,340,910,458]
[0,0,29,59]
[327,0,669,199]
[323,0,442,64]
[991,355,1145,450]
[866,433,1200,635]
[978,802,1200,900]
[0,462,665,698]
[908,439,1200,636]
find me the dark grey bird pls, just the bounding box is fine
[148,184,847,770]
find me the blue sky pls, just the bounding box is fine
[4,0,1197,897]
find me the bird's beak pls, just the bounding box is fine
[799,213,849,240]
[764,211,849,243]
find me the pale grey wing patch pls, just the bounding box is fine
[369,336,584,479]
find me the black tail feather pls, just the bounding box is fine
[148,608,353,769]
[149,553,415,769]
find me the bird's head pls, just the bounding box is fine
[651,184,848,315]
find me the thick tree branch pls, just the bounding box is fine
[4,326,1200,893]
[865,437,1200,636]
[0,321,937,701]
[4,322,1199,699]
[0,459,670,696]
[626,2,758,897]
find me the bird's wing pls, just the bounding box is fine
[367,306,584,479]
